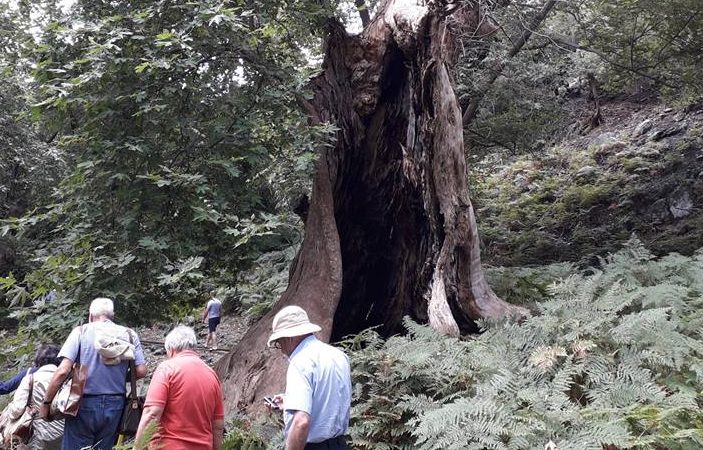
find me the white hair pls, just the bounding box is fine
[164,325,197,353]
[89,297,114,318]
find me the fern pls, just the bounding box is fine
[347,238,703,449]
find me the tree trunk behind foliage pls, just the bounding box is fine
[215,0,527,413]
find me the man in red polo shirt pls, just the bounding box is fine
[135,325,224,450]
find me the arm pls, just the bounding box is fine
[212,418,225,450]
[0,368,29,395]
[6,373,31,419]
[202,303,210,321]
[39,358,73,420]
[285,411,311,450]
[131,330,147,379]
[212,378,225,450]
[136,362,169,448]
[134,405,164,450]
[135,364,148,379]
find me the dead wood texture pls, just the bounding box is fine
[215,0,527,413]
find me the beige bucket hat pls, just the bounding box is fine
[267,305,322,347]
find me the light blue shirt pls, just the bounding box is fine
[283,335,351,443]
[207,298,222,319]
[58,320,145,395]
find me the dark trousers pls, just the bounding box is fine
[304,436,348,450]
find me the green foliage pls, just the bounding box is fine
[0,2,67,329]
[347,238,703,449]
[1,0,327,337]
[459,2,573,156]
[571,0,703,95]
[346,329,423,449]
[235,244,298,322]
[222,430,267,450]
[112,418,280,450]
[485,262,574,306]
[111,421,158,449]
[472,113,703,266]
[222,414,284,450]
[0,9,56,213]
[460,0,703,156]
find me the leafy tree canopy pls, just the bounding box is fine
[2,0,335,338]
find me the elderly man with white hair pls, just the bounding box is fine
[40,297,147,450]
[267,305,351,450]
[135,325,224,450]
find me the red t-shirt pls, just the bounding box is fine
[144,350,224,450]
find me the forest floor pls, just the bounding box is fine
[473,100,703,267]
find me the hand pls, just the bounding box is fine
[39,403,51,421]
[264,394,284,411]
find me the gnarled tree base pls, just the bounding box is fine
[215,0,528,413]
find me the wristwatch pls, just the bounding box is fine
[42,400,52,405]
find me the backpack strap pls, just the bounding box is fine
[25,372,34,411]
[71,324,86,365]
[126,330,138,400]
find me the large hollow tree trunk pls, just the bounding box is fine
[215,0,527,413]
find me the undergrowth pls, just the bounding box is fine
[235,245,297,322]
[112,238,703,450]
[471,109,703,267]
[346,237,703,449]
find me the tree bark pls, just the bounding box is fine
[215,0,527,413]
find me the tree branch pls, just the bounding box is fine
[462,0,557,127]
[467,128,516,152]
[543,34,681,90]
[654,9,701,63]
[354,0,370,28]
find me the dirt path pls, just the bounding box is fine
[135,314,249,389]
[0,314,250,401]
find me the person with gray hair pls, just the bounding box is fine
[39,297,147,450]
[88,297,114,317]
[164,325,197,353]
[135,326,224,450]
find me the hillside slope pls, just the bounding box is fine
[473,100,703,267]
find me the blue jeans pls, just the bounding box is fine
[62,394,125,450]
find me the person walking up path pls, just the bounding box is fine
[202,294,222,350]
[39,297,147,450]
[135,325,224,450]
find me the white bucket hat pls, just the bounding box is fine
[267,305,322,347]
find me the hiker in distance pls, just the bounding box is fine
[202,292,222,350]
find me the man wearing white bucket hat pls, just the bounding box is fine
[267,305,351,450]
